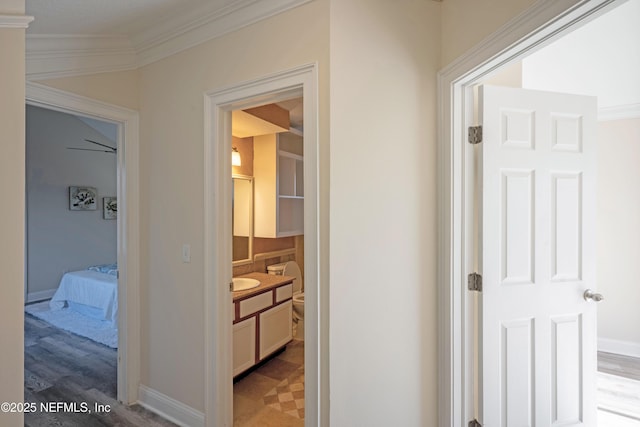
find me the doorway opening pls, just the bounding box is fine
[25,82,141,406]
[204,64,322,427]
[231,97,306,425]
[437,0,636,424]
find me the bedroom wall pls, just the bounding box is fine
[521,0,640,111]
[26,105,117,301]
[597,117,640,356]
[0,1,27,425]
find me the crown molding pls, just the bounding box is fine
[598,103,640,121]
[0,14,34,28]
[134,0,312,68]
[25,0,312,81]
[26,35,137,81]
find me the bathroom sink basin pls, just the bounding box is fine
[232,277,260,291]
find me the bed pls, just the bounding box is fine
[49,264,118,326]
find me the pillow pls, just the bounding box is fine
[87,263,118,277]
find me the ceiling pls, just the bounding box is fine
[25,0,235,36]
[24,0,306,128]
[23,0,312,80]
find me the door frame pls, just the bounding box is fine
[203,63,323,427]
[437,0,625,425]
[25,82,141,404]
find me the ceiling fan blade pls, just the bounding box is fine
[67,147,115,153]
[84,138,117,152]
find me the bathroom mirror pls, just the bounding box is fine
[232,175,253,265]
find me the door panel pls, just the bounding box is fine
[479,85,597,426]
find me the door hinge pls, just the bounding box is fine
[468,272,482,292]
[469,419,482,427]
[468,126,483,144]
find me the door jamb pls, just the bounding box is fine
[203,63,323,427]
[25,82,141,404]
[437,0,624,425]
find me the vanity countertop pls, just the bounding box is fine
[232,272,295,301]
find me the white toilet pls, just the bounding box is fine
[267,261,304,340]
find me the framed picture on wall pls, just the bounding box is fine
[69,186,97,210]
[103,197,117,220]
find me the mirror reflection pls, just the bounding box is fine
[232,175,253,264]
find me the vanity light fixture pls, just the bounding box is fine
[232,146,242,166]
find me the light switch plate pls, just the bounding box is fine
[182,244,191,263]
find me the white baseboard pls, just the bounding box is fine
[26,289,56,303]
[137,385,204,427]
[598,337,640,358]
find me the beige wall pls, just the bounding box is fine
[597,118,640,350]
[329,0,439,424]
[36,0,328,415]
[0,2,27,425]
[40,70,140,111]
[17,0,597,423]
[440,0,536,66]
[134,1,329,410]
[35,0,329,413]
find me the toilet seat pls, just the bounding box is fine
[267,261,302,293]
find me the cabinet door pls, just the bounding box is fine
[233,317,256,377]
[259,301,292,360]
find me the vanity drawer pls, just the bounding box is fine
[239,292,273,318]
[275,283,293,302]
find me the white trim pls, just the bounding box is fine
[204,63,324,427]
[437,1,624,425]
[25,81,141,405]
[598,338,640,359]
[0,14,33,29]
[24,0,312,80]
[25,289,56,303]
[138,385,205,427]
[598,103,640,121]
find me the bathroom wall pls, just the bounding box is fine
[232,134,303,277]
[231,136,253,177]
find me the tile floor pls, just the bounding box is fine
[233,340,304,426]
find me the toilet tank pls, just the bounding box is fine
[267,261,302,294]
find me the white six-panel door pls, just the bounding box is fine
[478,85,597,426]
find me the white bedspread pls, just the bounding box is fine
[49,270,118,324]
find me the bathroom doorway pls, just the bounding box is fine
[203,64,322,427]
[231,97,306,425]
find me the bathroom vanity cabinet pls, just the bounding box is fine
[254,131,304,238]
[232,272,294,377]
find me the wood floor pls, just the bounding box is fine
[24,313,177,427]
[599,351,640,382]
[597,351,640,426]
[24,312,638,426]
